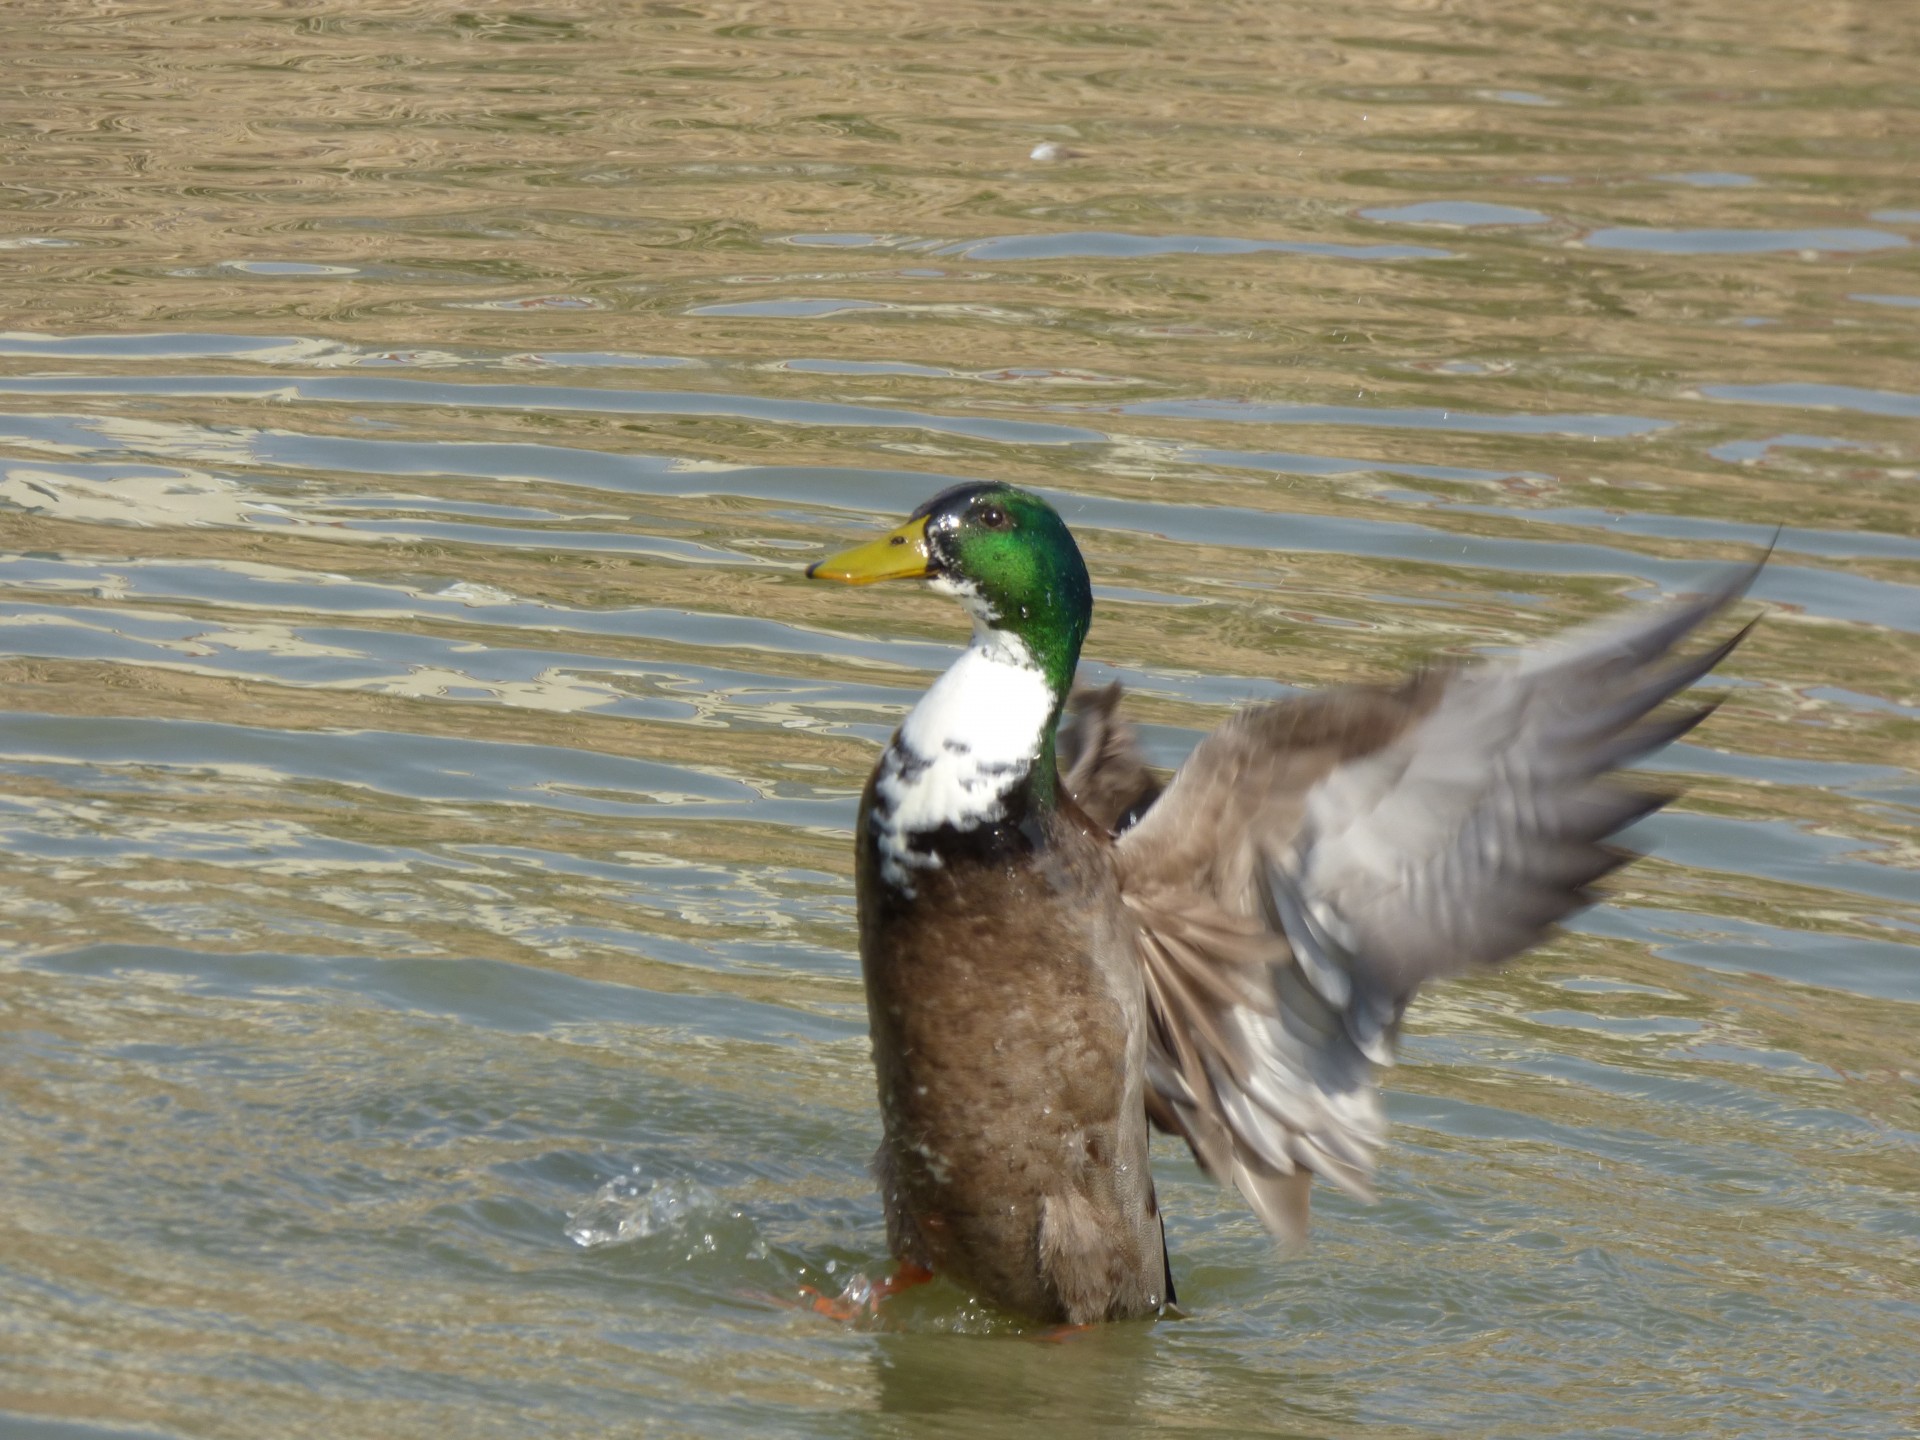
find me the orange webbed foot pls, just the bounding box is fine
[797,1261,935,1322]
[1033,1320,1098,1344]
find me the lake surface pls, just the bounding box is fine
[1,2,1917,1436]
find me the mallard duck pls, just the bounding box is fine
[806,482,1756,1325]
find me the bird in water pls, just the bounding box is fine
[805,481,1757,1325]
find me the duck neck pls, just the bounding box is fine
[955,570,1089,804]
[909,622,1074,809]
[869,622,1079,892]
[971,620,1074,806]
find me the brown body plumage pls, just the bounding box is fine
[858,779,1168,1323]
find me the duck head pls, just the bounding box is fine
[807,481,1093,708]
[809,485,1093,835]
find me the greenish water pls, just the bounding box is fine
[1,3,1917,1436]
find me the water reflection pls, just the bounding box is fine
[866,1328,1166,1436]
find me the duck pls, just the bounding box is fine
[806,480,1756,1325]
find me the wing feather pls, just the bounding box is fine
[1113,561,1762,1239]
[1057,682,1163,834]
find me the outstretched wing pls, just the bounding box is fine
[1113,563,1761,1238]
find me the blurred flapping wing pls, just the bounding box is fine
[1112,563,1761,1239]
[1058,682,1163,835]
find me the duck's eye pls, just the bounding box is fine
[976,504,1010,530]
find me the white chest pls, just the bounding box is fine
[869,639,1054,891]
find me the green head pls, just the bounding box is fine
[807,481,1092,704]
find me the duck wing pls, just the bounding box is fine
[1058,682,1163,835]
[1111,562,1761,1239]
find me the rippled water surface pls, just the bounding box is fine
[3,3,1918,1436]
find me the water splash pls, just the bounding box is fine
[564,1169,729,1251]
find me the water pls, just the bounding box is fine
[2,2,1917,1436]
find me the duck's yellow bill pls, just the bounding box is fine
[806,515,931,584]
